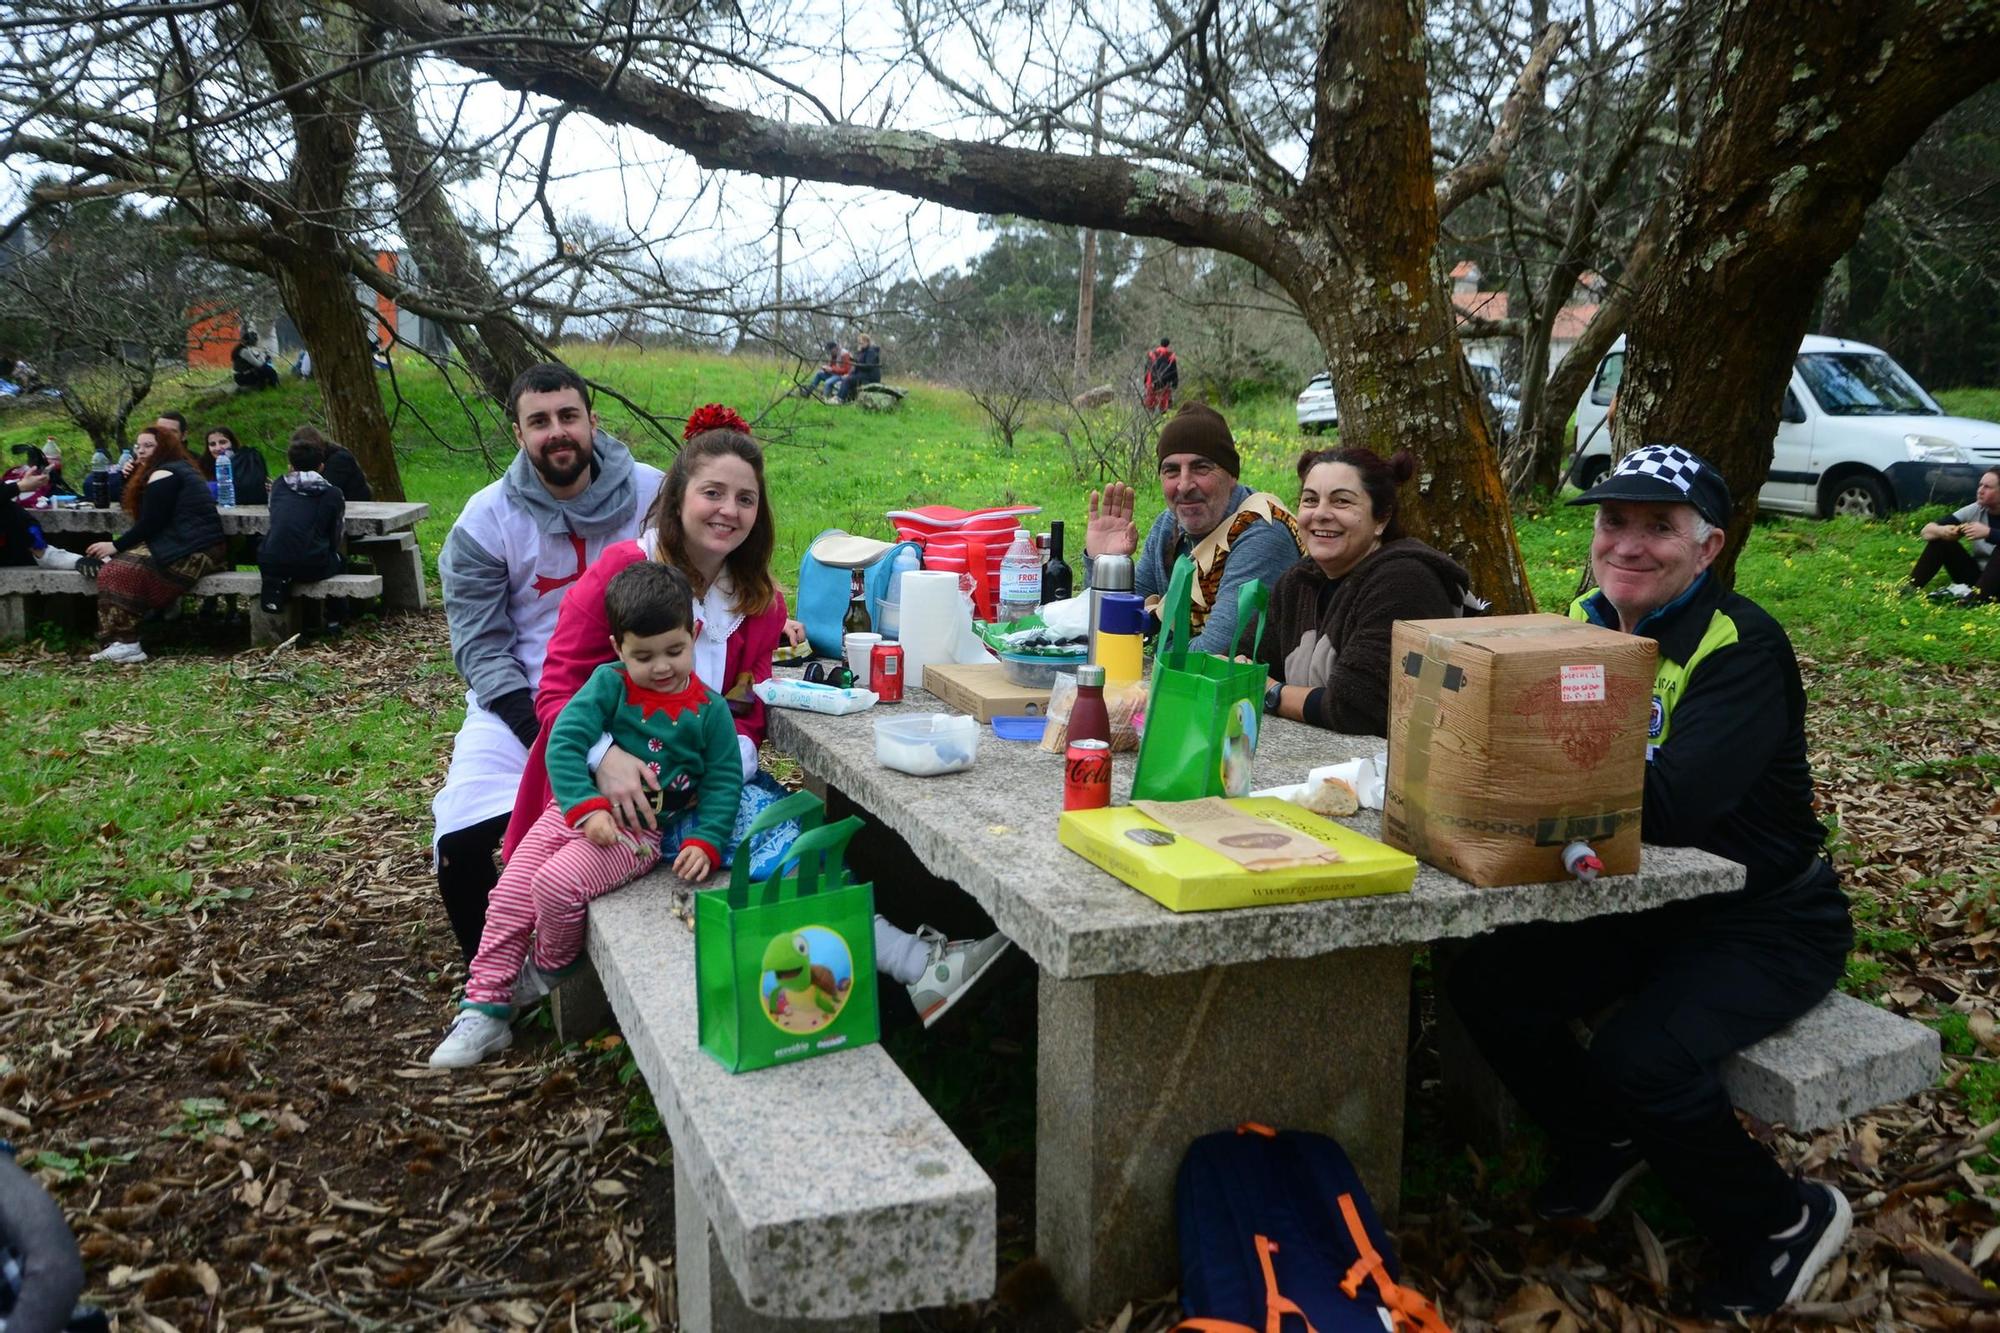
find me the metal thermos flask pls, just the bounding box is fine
[1087,553,1135,665]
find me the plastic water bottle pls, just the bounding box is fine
[216,450,235,506]
[887,545,920,603]
[118,446,134,470]
[89,444,113,505]
[998,528,1042,622]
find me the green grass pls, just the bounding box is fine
[0,649,455,914]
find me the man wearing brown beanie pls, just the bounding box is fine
[1083,401,1302,651]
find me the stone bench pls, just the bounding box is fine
[550,873,995,1332]
[1721,990,1940,1131]
[0,566,383,647]
[1441,980,1941,1146]
[855,384,906,412]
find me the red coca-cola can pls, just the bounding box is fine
[1064,739,1112,810]
[869,643,905,702]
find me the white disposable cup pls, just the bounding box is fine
[844,632,882,679]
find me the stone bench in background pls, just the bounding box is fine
[0,566,382,647]
[551,873,995,1332]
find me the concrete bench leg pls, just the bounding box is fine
[249,599,304,646]
[0,593,25,643]
[369,540,426,611]
[672,1154,877,1333]
[550,957,613,1043]
[1035,945,1413,1321]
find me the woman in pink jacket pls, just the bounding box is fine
[504,406,792,864]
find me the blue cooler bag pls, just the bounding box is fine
[796,529,920,658]
[1174,1124,1451,1333]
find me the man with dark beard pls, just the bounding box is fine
[432,363,665,960]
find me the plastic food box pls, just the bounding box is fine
[874,713,980,776]
[990,714,1048,742]
[998,650,1086,689]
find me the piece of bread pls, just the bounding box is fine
[1295,774,1359,817]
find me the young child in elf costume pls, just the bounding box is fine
[430,560,742,1068]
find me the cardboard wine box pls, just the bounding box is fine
[919,661,1051,723]
[1383,614,1656,887]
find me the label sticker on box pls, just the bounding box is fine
[1560,664,1607,703]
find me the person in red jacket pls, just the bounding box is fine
[802,341,854,399]
[1143,338,1179,411]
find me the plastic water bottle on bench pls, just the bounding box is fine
[998,528,1041,622]
[216,450,235,506]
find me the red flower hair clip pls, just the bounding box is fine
[684,403,750,441]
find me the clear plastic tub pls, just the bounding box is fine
[876,599,900,639]
[874,712,979,776]
[998,651,1087,688]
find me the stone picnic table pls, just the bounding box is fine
[36,499,429,539]
[37,500,431,609]
[764,689,1745,1320]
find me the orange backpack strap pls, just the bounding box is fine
[1173,1322,1261,1333]
[1236,1122,1278,1137]
[1334,1194,1453,1333]
[1254,1236,1320,1333]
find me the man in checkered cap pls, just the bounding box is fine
[1450,445,1854,1317]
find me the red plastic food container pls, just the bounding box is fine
[870,643,905,702]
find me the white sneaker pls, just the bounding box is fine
[88,641,147,664]
[427,1009,513,1068]
[906,929,1013,1028]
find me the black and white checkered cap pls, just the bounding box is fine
[1569,444,1731,527]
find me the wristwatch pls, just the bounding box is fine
[1264,682,1283,715]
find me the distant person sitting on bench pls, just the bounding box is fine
[259,436,348,631]
[830,333,882,403]
[232,329,279,391]
[802,341,852,398]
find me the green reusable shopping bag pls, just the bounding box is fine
[1130,555,1271,802]
[695,791,880,1073]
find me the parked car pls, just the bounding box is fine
[1472,362,1521,444]
[1296,370,1339,434]
[1571,334,2000,518]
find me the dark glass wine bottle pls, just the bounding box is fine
[1043,520,1074,603]
[843,570,871,634]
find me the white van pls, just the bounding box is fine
[1571,334,2000,518]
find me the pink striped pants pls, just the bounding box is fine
[465,802,662,1008]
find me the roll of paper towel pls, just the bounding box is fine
[898,570,961,691]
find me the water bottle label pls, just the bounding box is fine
[999,563,1041,602]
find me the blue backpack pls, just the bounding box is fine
[1174,1124,1451,1333]
[795,529,921,658]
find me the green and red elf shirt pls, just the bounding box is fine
[545,661,744,867]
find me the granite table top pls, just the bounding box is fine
[35,500,429,537]
[766,692,1745,980]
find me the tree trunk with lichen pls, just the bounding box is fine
[1613,0,1998,586]
[1277,0,1533,610]
[274,242,405,501]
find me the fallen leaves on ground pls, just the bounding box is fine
[3,629,1996,1332]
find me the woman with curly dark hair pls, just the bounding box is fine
[1253,446,1482,737]
[81,424,226,664]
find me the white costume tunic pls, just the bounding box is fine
[431,431,664,844]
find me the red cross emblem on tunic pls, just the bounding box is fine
[531,533,589,597]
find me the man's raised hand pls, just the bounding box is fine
[1086,483,1139,560]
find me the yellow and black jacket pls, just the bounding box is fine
[1569,572,1832,904]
